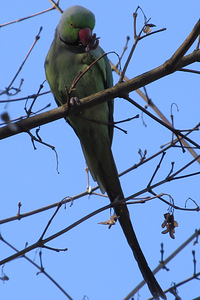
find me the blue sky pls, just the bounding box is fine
[1,1,200,299]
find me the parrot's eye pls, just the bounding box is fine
[70,22,75,28]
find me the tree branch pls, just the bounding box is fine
[124,229,200,300]
[0,48,200,140]
[0,234,73,300]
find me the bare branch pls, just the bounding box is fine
[0,234,73,300]
[25,81,45,117]
[39,200,65,241]
[0,7,55,28]
[0,202,112,266]
[165,18,200,71]
[0,48,200,140]
[27,129,59,173]
[115,35,130,68]
[124,229,200,300]
[125,95,200,150]
[0,27,43,97]
[0,91,51,104]
[111,61,200,163]
[48,0,63,13]
[119,7,166,82]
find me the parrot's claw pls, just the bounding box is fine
[85,33,100,52]
[69,97,81,106]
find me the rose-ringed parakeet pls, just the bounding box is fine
[45,6,166,300]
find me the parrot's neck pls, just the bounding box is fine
[58,33,86,53]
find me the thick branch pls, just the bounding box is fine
[164,18,200,71]
[0,49,200,140]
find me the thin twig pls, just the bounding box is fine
[0,203,112,265]
[119,10,146,82]
[125,154,200,207]
[115,36,130,69]
[170,103,179,144]
[125,95,200,150]
[0,193,86,225]
[48,0,63,13]
[167,155,200,181]
[147,152,166,187]
[76,113,139,135]
[39,201,63,240]
[0,27,43,97]
[0,1,62,28]
[179,68,200,75]
[27,129,59,174]
[68,51,116,96]
[148,272,200,300]
[173,171,200,181]
[0,234,73,300]
[26,81,45,117]
[0,7,55,28]
[124,229,200,300]
[119,8,166,82]
[139,27,166,41]
[0,103,51,128]
[0,91,51,104]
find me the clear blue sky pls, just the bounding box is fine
[1,1,200,299]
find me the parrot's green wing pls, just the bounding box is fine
[88,45,114,143]
[45,26,115,194]
[45,6,166,300]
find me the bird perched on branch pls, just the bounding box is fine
[45,5,166,299]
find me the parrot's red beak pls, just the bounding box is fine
[79,28,91,46]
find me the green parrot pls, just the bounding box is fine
[45,5,166,300]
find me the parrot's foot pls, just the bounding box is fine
[69,97,81,106]
[85,33,99,52]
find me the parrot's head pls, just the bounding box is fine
[58,5,98,48]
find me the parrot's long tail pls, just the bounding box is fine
[107,187,166,300]
[76,122,166,299]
